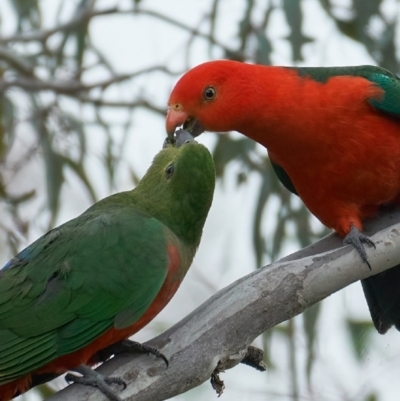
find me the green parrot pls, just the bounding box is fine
[0,130,215,401]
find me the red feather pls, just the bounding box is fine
[167,60,400,236]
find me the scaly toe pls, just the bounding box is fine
[343,224,375,270]
[66,365,124,401]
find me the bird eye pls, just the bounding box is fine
[165,164,174,179]
[203,86,216,100]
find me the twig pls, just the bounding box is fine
[0,65,176,95]
[0,46,34,76]
[0,7,120,44]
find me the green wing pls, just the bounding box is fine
[272,65,400,195]
[270,160,298,195]
[0,204,170,384]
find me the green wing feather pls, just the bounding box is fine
[0,138,215,385]
[272,65,400,195]
[270,161,298,195]
[0,202,170,383]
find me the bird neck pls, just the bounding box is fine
[232,66,338,166]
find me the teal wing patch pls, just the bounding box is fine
[271,160,298,196]
[0,205,170,383]
[292,65,400,119]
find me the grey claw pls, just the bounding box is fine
[343,224,375,270]
[66,364,125,401]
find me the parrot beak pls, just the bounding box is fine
[166,108,205,139]
[166,108,189,138]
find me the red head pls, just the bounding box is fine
[166,60,256,138]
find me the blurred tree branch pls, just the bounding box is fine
[0,2,399,399]
[0,1,183,249]
[0,0,396,258]
[0,65,175,94]
[48,208,400,401]
[0,7,119,44]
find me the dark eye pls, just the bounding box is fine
[165,164,174,179]
[203,86,216,100]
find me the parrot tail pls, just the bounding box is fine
[361,264,400,334]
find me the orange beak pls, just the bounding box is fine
[166,108,189,138]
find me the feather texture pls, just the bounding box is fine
[0,140,215,400]
[167,60,400,334]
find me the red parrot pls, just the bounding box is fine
[0,131,215,401]
[166,60,400,334]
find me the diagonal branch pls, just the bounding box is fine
[0,7,120,44]
[0,65,176,94]
[137,8,236,55]
[0,46,34,76]
[78,98,166,115]
[48,208,400,401]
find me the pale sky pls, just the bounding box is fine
[2,1,400,400]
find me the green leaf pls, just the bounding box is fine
[0,95,15,161]
[353,0,382,27]
[365,393,378,401]
[282,0,313,62]
[346,318,375,361]
[41,135,65,224]
[59,112,87,162]
[73,0,91,72]
[10,0,41,31]
[29,99,64,224]
[255,31,271,65]
[31,384,56,399]
[261,330,275,369]
[237,0,254,52]
[252,174,271,266]
[62,156,97,203]
[212,134,256,179]
[303,303,321,384]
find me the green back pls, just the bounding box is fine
[0,141,215,384]
[274,65,400,195]
[271,161,298,195]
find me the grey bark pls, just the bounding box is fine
[48,208,400,401]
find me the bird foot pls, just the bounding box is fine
[240,345,266,372]
[114,339,169,367]
[95,339,169,367]
[210,363,225,397]
[65,364,125,401]
[343,224,376,270]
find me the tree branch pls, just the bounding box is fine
[0,46,34,76]
[0,65,172,115]
[48,208,400,401]
[0,7,120,44]
[78,98,166,115]
[137,9,228,49]
[0,65,176,94]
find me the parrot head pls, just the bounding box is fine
[135,135,215,246]
[166,60,251,139]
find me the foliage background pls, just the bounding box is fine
[0,0,399,400]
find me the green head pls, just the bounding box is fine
[133,138,215,246]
